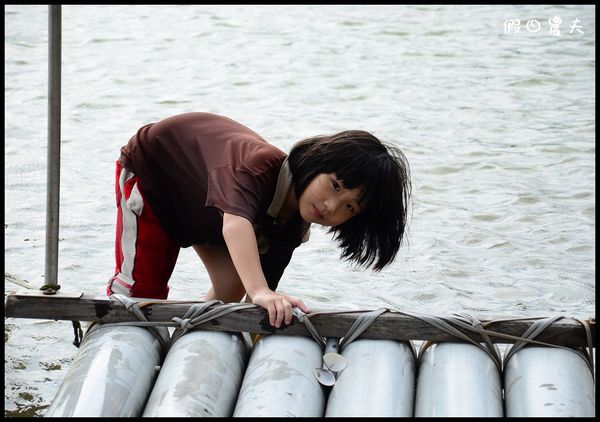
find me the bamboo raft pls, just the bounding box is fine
[4,290,596,417]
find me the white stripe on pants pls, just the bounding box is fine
[113,166,144,296]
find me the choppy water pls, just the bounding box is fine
[4,4,595,416]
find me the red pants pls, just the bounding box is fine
[107,161,180,299]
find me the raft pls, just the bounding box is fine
[4,291,596,417]
[43,327,595,417]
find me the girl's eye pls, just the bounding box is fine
[346,204,355,214]
[332,179,341,192]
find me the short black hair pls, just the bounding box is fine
[288,130,411,271]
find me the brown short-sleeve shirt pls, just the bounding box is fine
[119,112,297,249]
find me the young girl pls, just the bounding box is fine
[107,112,411,328]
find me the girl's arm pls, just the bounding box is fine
[222,212,310,327]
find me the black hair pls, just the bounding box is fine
[288,130,411,271]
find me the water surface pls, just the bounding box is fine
[4,5,595,416]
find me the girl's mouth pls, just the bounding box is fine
[312,206,323,219]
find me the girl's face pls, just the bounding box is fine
[298,173,365,226]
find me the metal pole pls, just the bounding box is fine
[44,5,62,293]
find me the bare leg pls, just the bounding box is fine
[193,244,246,303]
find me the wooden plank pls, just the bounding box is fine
[4,291,595,347]
[13,288,83,299]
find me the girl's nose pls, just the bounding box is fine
[324,197,340,214]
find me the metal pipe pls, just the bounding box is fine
[504,347,595,416]
[325,339,416,416]
[143,330,249,417]
[44,5,61,291]
[45,325,168,416]
[414,342,504,417]
[233,335,326,416]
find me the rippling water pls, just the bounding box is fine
[4,5,595,416]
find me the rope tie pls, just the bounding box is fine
[191,302,256,324]
[73,295,594,380]
[385,309,594,375]
[116,294,147,319]
[575,317,595,378]
[338,308,388,351]
[292,308,325,348]
[313,309,388,386]
[401,311,503,371]
[108,294,170,355]
[450,312,503,371]
[171,300,219,335]
[177,318,192,331]
[503,316,595,376]
[169,301,257,348]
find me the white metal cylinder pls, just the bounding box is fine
[325,339,416,416]
[504,346,595,417]
[414,342,503,417]
[45,324,166,417]
[142,330,248,417]
[233,335,325,417]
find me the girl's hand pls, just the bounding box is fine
[251,289,311,328]
[221,213,310,327]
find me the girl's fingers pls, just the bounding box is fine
[275,300,285,328]
[260,293,311,328]
[267,303,276,327]
[288,296,311,314]
[284,301,293,325]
